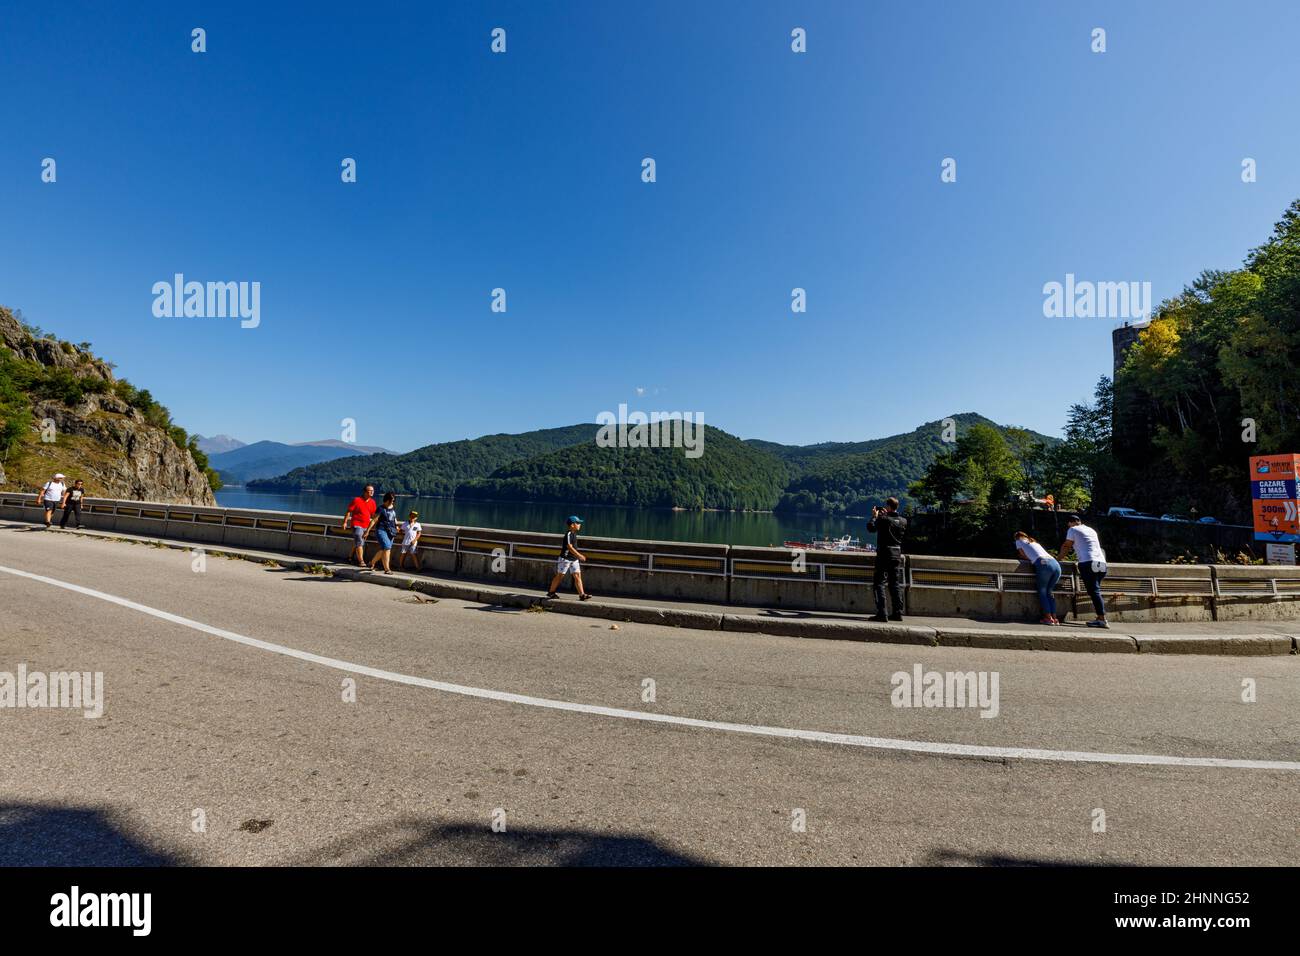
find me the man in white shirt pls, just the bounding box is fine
[38,473,67,528]
[1059,515,1109,628]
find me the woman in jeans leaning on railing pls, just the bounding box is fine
[1014,531,1062,625]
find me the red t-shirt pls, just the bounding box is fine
[348,496,377,528]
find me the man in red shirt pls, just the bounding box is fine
[341,484,378,566]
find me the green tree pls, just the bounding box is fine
[1106,199,1300,522]
[910,422,1027,541]
[1040,376,1112,511]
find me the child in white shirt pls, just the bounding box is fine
[398,511,423,571]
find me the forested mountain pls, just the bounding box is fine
[761,414,1057,515]
[249,424,598,496]
[247,414,1052,514]
[458,426,789,510]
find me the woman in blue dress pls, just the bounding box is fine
[367,493,400,574]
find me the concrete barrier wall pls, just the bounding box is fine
[1080,561,1215,623]
[907,554,1101,620]
[1214,563,1300,621]
[457,526,730,602]
[729,545,874,613]
[3,493,1299,622]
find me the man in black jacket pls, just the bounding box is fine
[867,497,907,621]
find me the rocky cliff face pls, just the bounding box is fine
[0,307,216,505]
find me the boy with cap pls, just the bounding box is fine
[547,516,592,601]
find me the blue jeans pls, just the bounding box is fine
[1033,558,1062,617]
[1079,563,1106,617]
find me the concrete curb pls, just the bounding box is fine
[936,627,1139,654]
[1133,634,1294,656]
[33,526,1300,657]
[722,614,938,645]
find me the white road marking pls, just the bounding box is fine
[3,562,1298,772]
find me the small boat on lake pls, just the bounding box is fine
[781,534,875,553]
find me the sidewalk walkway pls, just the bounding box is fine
[10,522,1299,657]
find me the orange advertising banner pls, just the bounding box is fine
[1251,454,1300,542]
[1249,454,1300,482]
[1252,498,1300,537]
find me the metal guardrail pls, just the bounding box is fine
[3,494,1299,598]
[906,565,1230,600]
[461,535,727,576]
[908,567,1080,599]
[729,552,872,585]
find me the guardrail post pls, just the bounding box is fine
[1208,565,1219,621]
[904,556,915,616]
[724,546,732,605]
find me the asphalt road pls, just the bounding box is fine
[1,525,1297,866]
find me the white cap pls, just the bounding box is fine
[54,473,65,479]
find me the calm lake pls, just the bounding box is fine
[214,488,870,547]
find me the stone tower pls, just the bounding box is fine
[1111,321,1148,375]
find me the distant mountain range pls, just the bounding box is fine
[193,434,246,455]
[247,414,1056,514]
[207,439,396,485]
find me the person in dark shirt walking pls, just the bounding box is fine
[59,479,86,530]
[867,497,907,622]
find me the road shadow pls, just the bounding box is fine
[754,608,913,624]
[287,817,710,866]
[0,802,186,866]
[925,847,1130,867]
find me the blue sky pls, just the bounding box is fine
[3,1,1298,452]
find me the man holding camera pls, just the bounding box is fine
[868,497,907,622]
